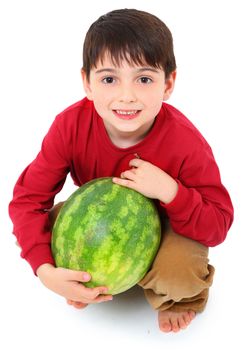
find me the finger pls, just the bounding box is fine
[112,177,136,189]
[121,170,136,180]
[129,158,144,168]
[71,288,113,304]
[66,299,88,309]
[73,303,88,309]
[61,268,91,283]
[91,294,113,304]
[86,286,111,300]
[69,285,113,304]
[74,283,110,301]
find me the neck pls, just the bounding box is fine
[103,120,155,148]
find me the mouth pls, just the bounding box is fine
[112,109,141,120]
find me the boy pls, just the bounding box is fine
[9,9,233,333]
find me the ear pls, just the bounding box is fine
[163,70,177,101]
[81,69,93,101]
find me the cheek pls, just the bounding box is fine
[139,87,163,101]
[146,96,163,116]
[92,94,112,117]
[93,88,114,103]
[144,91,163,107]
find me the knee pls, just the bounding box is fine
[48,201,65,229]
[139,250,213,301]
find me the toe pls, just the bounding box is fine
[160,321,172,333]
[178,314,188,329]
[158,310,195,333]
[188,310,196,320]
[183,312,192,325]
[170,316,180,333]
[158,312,172,332]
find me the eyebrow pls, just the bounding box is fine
[95,67,161,74]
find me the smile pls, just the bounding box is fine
[113,109,141,120]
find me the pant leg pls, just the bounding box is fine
[138,221,215,313]
[48,201,65,229]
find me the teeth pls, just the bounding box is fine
[116,110,138,115]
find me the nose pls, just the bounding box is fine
[118,83,137,103]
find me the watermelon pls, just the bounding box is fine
[51,177,161,295]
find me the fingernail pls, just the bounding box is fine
[106,297,113,302]
[101,288,108,293]
[83,273,90,281]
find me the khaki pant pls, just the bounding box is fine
[50,203,215,313]
[138,220,215,313]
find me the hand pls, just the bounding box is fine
[112,158,178,204]
[37,264,113,306]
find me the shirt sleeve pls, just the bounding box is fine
[160,143,234,247]
[9,116,70,274]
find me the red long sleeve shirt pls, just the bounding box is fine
[9,98,234,273]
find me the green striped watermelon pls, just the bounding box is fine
[51,177,161,295]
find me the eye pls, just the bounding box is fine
[102,77,115,84]
[138,77,153,84]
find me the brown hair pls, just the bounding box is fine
[82,8,176,81]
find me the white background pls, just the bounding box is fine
[1,0,241,348]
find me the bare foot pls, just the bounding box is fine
[158,309,196,333]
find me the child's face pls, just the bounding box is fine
[82,53,176,141]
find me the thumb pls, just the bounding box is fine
[64,269,91,282]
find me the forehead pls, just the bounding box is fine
[94,50,149,69]
[93,51,163,72]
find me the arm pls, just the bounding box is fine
[9,116,113,305]
[9,117,70,273]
